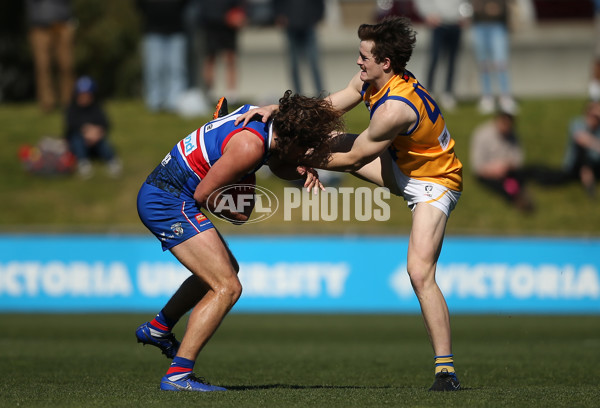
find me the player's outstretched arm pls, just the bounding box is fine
[308,100,415,172]
[268,156,324,194]
[194,131,264,224]
[234,72,363,127]
[325,72,364,113]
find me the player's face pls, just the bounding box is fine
[357,40,385,83]
[271,132,309,165]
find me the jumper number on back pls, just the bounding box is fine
[413,82,441,124]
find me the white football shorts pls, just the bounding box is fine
[391,164,461,217]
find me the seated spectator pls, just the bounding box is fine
[65,76,121,179]
[470,111,534,212]
[563,101,600,198]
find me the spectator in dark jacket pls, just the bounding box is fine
[65,76,121,179]
[274,0,325,96]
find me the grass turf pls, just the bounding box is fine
[2,313,599,407]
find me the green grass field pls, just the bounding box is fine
[2,313,599,407]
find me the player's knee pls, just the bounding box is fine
[230,257,240,273]
[407,270,425,292]
[406,264,435,293]
[215,276,242,307]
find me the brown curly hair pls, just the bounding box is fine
[358,16,416,74]
[271,90,344,167]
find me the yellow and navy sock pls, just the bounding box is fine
[434,354,456,375]
[149,309,177,333]
[165,356,194,381]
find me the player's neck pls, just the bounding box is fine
[370,72,396,93]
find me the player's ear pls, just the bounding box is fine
[382,58,392,71]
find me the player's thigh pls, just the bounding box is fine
[353,151,402,195]
[170,229,239,289]
[408,203,448,268]
[215,228,239,273]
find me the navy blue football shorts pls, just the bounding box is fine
[137,182,214,251]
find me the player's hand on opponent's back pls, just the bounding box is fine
[234,105,279,127]
[297,166,325,194]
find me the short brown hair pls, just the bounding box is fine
[358,16,416,74]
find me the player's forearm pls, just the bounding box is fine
[268,156,305,180]
[227,205,254,225]
[313,132,380,172]
[326,74,363,112]
[269,163,303,180]
[201,194,253,225]
[316,150,374,172]
[215,208,251,225]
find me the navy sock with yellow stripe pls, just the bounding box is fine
[434,354,455,375]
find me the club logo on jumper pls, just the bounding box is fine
[206,184,279,224]
[170,222,184,236]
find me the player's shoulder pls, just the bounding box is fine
[378,96,418,123]
[370,99,416,136]
[383,74,419,103]
[224,129,266,160]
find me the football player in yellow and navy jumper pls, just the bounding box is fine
[235,16,463,391]
[328,17,463,392]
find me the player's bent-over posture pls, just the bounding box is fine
[236,17,463,391]
[135,92,343,392]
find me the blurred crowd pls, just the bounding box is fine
[410,0,600,207]
[7,0,600,198]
